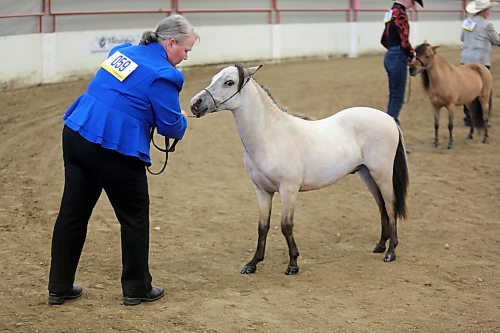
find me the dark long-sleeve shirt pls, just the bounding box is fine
[381,3,414,58]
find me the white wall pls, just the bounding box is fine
[2,20,498,90]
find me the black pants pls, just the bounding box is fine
[48,126,152,297]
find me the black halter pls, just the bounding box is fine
[414,57,426,68]
[202,64,261,111]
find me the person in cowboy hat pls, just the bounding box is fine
[381,0,424,126]
[460,0,500,127]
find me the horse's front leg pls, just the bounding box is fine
[280,187,300,275]
[432,107,440,148]
[241,187,274,274]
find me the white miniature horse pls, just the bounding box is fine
[190,64,409,275]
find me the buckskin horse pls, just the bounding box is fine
[190,64,409,275]
[410,42,492,148]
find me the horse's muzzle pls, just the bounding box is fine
[190,95,209,118]
[190,90,219,118]
[409,65,420,77]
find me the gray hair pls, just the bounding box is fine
[140,14,199,45]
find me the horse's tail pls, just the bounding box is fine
[393,128,409,219]
[468,98,485,129]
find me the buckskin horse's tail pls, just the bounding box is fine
[468,64,493,129]
[393,127,409,219]
[469,97,485,129]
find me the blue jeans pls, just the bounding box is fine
[384,46,408,121]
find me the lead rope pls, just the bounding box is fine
[147,127,179,175]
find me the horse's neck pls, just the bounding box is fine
[427,54,452,77]
[231,81,287,155]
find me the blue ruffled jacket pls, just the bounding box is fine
[63,42,187,165]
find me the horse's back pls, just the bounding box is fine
[461,63,493,87]
[321,106,400,161]
[343,107,400,158]
[325,107,398,137]
[453,63,493,103]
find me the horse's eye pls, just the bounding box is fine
[224,80,235,87]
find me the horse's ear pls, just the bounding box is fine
[244,64,263,77]
[432,45,440,52]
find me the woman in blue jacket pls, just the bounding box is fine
[48,14,198,306]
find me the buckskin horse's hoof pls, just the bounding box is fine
[372,244,386,253]
[240,265,257,275]
[285,266,299,275]
[384,253,396,262]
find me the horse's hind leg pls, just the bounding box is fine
[241,187,274,274]
[357,166,390,254]
[480,96,490,144]
[465,102,475,140]
[279,186,300,275]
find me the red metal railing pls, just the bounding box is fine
[48,0,174,32]
[0,0,487,34]
[0,0,46,33]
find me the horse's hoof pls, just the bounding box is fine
[240,265,257,274]
[482,138,489,144]
[285,266,299,275]
[383,253,396,262]
[466,135,473,140]
[372,245,386,253]
[447,144,453,150]
[431,142,438,148]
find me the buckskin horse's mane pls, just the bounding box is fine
[415,43,431,91]
[421,70,430,90]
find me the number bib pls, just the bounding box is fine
[384,10,392,24]
[101,51,138,82]
[462,19,476,32]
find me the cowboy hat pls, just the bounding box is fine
[395,0,424,8]
[466,0,497,14]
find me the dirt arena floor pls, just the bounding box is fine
[0,46,499,333]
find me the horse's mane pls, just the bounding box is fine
[235,63,314,120]
[258,83,288,113]
[258,83,314,120]
[235,63,245,92]
[415,43,431,91]
[421,70,430,91]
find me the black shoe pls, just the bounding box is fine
[123,286,165,306]
[48,285,83,305]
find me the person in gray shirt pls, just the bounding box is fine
[461,0,500,126]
